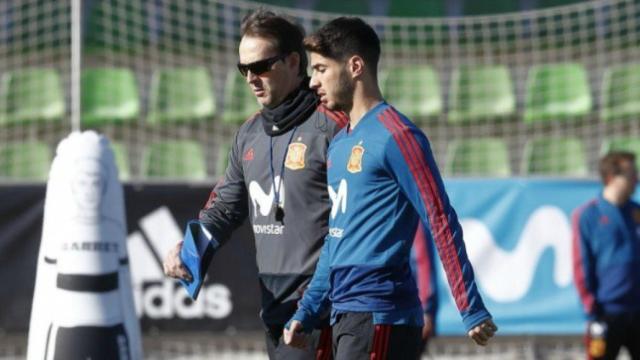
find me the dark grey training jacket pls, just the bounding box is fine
[199,103,346,326]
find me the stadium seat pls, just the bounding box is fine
[524,63,592,123]
[141,140,207,180]
[109,142,130,180]
[601,63,640,122]
[147,67,215,124]
[521,137,588,176]
[601,137,640,168]
[448,65,515,123]
[445,138,511,176]
[0,68,65,125]
[0,141,51,180]
[222,71,259,124]
[380,65,442,120]
[82,68,140,126]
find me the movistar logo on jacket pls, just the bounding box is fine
[328,179,348,238]
[249,176,284,217]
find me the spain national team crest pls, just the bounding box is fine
[347,142,365,173]
[285,140,307,170]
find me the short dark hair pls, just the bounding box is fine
[240,9,307,76]
[599,151,637,182]
[304,17,381,78]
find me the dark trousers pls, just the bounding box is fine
[586,312,640,360]
[332,312,422,360]
[265,324,332,360]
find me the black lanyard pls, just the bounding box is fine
[269,126,298,222]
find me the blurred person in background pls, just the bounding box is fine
[163,9,348,360]
[572,151,640,360]
[284,17,497,359]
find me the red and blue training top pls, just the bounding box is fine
[291,101,491,332]
[572,194,640,320]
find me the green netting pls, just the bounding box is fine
[601,137,640,168]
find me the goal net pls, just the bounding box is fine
[2,0,639,181]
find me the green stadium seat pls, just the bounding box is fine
[601,63,640,122]
[147,67,215,124]
[601,137,640,168]
[524,63,592,123]
[82,68,140,126]
[445,138,511,176]
[521,137,588,176]
[222,71,259,124]
[0,141,51,180]
[109,142,130,180]
[448,65,515,123]
[0,68,65,125]
[141,140,207,180]
[381,65,442,120]
[313,0,370,15]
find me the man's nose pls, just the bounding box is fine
[309,75,320,90]
[245,70,258,83]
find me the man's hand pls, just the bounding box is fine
[422,314,434,341]
[283,320,308,349]
[468,319,497,346]
[162,241,192,281]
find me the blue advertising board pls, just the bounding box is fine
[436,179,639,335]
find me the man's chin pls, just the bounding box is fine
[323,101,344,112]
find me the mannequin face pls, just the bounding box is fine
[70,158,106,213]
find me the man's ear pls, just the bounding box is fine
[287,52,300,72]
[348,55,365,79]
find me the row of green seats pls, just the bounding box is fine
[2,63,637,125]
[85,67,259,125]
[4,136,639,180]
[445,136,640,176]
[0,67,259,126]
[382,63,640,123]
[0,140,209,181]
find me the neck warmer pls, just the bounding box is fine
[261,78,318,136]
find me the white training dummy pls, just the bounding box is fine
[27,131,142,360]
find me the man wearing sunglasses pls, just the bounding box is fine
[163,9,346,360]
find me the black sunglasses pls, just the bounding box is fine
[237,53,288,77]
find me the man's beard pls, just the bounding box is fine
[332,68,355,112]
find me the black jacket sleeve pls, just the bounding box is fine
[198,131,248,245]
